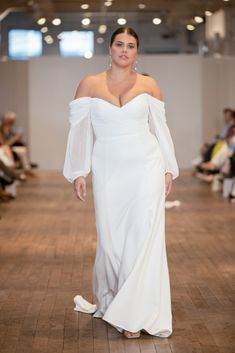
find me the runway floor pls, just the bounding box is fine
[0,171,234,353]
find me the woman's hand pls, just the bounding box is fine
[74,176,86,201]
[165,172,173,198]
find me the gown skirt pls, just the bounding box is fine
[63,93,179,337]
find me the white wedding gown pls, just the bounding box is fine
[63,92,179,337]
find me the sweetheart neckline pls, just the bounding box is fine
[70,93,165,109]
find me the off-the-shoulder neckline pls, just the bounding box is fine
[69,92,165,109]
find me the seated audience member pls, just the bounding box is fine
[200,111,235,172]
[0,120,26,201]
[228,152,235,202]
[195,111,235,198]
[193,108,234,168]
[0,111,36,177]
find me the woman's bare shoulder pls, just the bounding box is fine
[138,73,163,101]
[74,71,107,99]
[74,75,96,99]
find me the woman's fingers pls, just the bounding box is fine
[165,175,173,198]
[166,181,172,197]
[77,183,86,201]
[74,178,86,201]
[77,185,85,201]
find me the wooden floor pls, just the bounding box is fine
[0,171,234,353]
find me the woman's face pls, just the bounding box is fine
[110,32,138,68]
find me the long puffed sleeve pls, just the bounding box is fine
[148,95,179,180]
[63,97,94,183]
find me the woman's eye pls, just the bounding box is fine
[116,42,123,47]
[128,45,135,49]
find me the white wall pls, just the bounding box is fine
[201,56,235,142]
[0,61,29,138]
[0,55,235,171]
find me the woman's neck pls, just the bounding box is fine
[106,65,135,83]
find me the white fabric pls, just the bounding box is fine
[63,93,179,337]
[73,295,97,313]
[0,147,14,167]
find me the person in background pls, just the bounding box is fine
[0,111,36,177]
[200,111,235,172]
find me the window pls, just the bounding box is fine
[8,29,42,60]
[59,31,94,57]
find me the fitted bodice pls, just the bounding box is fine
[90,93,152,139]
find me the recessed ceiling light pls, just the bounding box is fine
[152,17,162,25]
[44,35,54,44]
[98,24,107,34]
[186,24,195,31]
[117,18,127,25]
[57,33,62,40]
[138,4,146,9]
[223,0,230,2]
[37,17,46,25]
[194,16,203,23]
[81,18,91,25]
[84,51,93,59]
[40,26,48,33]
[81,4,89,9]
[52,18,61,26]
[205,11,212,16]
[97,37,104,44]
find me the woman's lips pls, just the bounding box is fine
[119,55,128,59]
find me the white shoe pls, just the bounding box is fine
[73,295,97,314]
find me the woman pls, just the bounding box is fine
[63,27,179,339]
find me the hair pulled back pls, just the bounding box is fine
[110,27,139,48]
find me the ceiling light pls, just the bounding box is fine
[44,35,54,44]
[194,16,204,23]
[97,37,104,44]
[205,11,212,16]
[57,33,62,40]
[81,3,89,9]
[117,18,127,25]
[223,0,230,2]
[138,4,146,9]
[98,24,107,34]
[104,1,112,6]
[81,18,91,25]
[152,17,162,25]
[37,17,46,25]
[84,51,93,59]
[186,24,195,31]
[40,26,48,33]
[52,18,61,26]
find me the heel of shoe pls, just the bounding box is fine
[123,330,141,339]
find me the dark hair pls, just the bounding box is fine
[223,108,233,114]
[110,27,139,48]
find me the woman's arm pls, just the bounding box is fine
[146,76,179,196]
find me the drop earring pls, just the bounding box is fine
[109,55,112,68]
[132,59,138,72]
